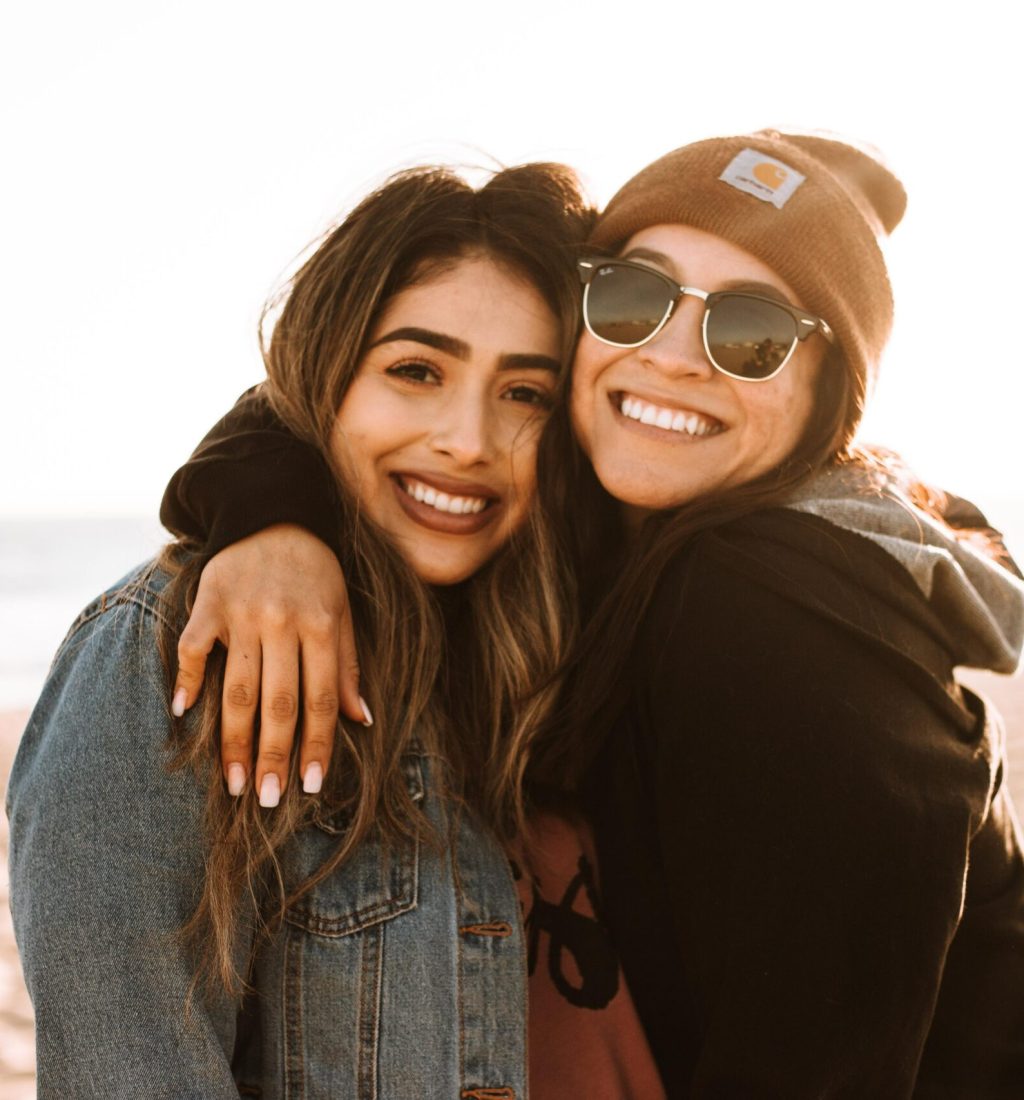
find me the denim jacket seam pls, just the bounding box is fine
[282,926,305,1099]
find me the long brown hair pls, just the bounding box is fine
[155,163,595,996]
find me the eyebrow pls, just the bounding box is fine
[620,249,794,306]
[370,326,561,373]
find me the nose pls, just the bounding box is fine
[638,296,715,381]
[429,388,496,466]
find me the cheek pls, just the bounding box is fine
[330,390,387,494]
[747,371,819,462]
[784,359,824,449]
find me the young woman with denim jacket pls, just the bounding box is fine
[156,131,1024,1095]
[7,163,671,1098]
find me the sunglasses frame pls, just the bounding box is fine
[578,257,835,383]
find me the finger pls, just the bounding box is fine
[220,634,261,797]
[298,627,341,795]
[173,609,221,716]
[254,634,300,808]
[335,596,371,727]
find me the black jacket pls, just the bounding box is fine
[581,507,1024,1097]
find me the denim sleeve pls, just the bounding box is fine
[6,590,251,1099]
[159,386,343,557]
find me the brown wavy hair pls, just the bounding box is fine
[155,163,595,996]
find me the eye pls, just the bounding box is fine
[503,384,554,409]
[385,360,440,385]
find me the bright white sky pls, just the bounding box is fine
[3,0,1021,526]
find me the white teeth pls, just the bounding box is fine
[401,478,489,515]
[618,395,719,437]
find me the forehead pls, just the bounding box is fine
[370,254,560,353]
[622,223,800,302]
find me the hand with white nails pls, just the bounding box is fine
[172,524,370,804]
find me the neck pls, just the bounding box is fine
[621,502,654,540]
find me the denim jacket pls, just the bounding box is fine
[7,565,529,1099]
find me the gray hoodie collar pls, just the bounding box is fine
[785,464,1024,674]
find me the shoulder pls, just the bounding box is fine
[641,507,908,650]
[8,556,207,907]
[10,559,190,816]
[639,509,869,671]
[58,558,178,641]
[629,511,993,837]
[674,505,923,616]
[46,559,182,680]
[636,507,973,734]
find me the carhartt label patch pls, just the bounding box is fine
[720,148,805,209]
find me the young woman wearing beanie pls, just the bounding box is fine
[9,163,675,1098]
[159,131,1024,1095]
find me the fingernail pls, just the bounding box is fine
[258,773,280,808]
[359,695,374,727]
[227,763,246,797]
[303,762,323,794]
[171,687,188,718]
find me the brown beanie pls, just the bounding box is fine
[588,130,907,389]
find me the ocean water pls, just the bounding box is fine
[0,517,168,710]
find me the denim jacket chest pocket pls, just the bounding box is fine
[283,753,424,939]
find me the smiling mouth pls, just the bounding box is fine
[389,474,501,537]
[396,475,493,515]
[613,392,724,437]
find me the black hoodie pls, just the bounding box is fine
[584,468,1024,1097]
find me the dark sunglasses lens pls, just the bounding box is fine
[586,264,672,345]
[706,295,796,379]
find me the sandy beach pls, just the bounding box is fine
[3,683,1024,1094]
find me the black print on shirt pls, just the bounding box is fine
[513,854,620,1010]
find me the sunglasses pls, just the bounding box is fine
[578,258,834,382]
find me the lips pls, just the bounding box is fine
[390,473,500,535]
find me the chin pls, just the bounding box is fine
[412,555,483,587]
[594,463,697,513]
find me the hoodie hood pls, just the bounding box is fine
[785,464,1024,674]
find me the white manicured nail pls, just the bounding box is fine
[227,763,246,797]
[360,696,374,727]
[259,773,280,808]
[303,762,323,794]
[171,687,187,718]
